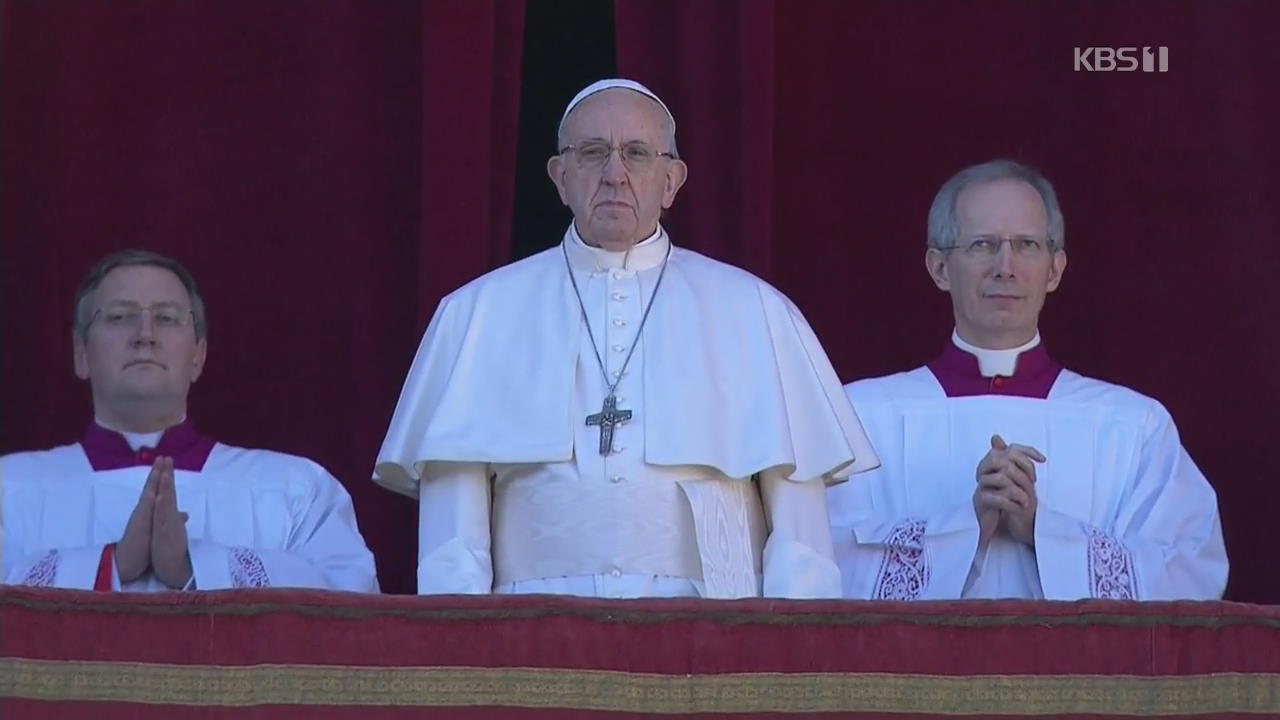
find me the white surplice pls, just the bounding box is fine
[828,335,1227,601]
[2,440,379,593]
[376,225,879,599]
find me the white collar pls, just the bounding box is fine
[563,223,669,273]
[952,330,1041,378]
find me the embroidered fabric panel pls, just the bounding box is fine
[873,519,929,600]
[230,547,271,589]
[23,550,58,587]
[1087,525,1137,599]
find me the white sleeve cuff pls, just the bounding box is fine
[52,546,108,590]
[188,539,233,590]
[762,538,842,598]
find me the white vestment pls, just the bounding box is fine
[829,338,1227,601]
[376,225,878,598]
[2,438,379,592]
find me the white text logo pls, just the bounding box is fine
[1074,46,1168,72]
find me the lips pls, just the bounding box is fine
[983,289,1025,300]
[124,359,165,369]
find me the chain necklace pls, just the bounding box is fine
[562,239,672,455]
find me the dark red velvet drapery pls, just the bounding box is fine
[616,0,1280,602]
[0,0,525,594]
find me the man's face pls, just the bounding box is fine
[925,179,1067,349]
[547,89,688,251]
[74,264,207,414]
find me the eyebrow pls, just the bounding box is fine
[100,300,186,308]
[571,136,653,145]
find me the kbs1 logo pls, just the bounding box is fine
[1074,46,1169,72]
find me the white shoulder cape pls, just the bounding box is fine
[374,238,878,497]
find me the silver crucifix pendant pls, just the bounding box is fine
[585,394,633,455]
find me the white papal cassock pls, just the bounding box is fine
[375,225,878,599]
[1,420,379,592]
[829,333,1227,601]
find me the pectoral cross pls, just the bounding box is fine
[585,394,632,456]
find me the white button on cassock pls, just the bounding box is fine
[610,475,624,484]
[612,318,626,327]
[611,344,625,352]
[611,292,627,301]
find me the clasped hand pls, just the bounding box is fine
[973,434,1045,547]
[116,457,193,588]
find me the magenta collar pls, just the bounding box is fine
[926,341,1063,399]
[80,417,216,472]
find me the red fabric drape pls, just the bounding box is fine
[5,587,1280,718]
[617,0,1280,602]
[0,1,525,593]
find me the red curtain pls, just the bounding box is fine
[616,0,1280,602]
[0,0,525,594]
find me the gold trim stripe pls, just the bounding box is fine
[5,591,1279,630]
[2,659,1278,715]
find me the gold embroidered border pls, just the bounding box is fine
[2,659,1278,715]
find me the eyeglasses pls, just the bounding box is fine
[940,235,1057,259]
[558,141,676,171]
[91,303,194,331]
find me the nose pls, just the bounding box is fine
[992,240,1017,278]
[130,311,158,346]
[600,148,629,185]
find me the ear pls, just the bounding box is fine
[925,247,951,291]
[661,159,688,209]
[190,338,208,384]
[1045,249,1068,293]
[73,330,90,380]
[546,155,569,205]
